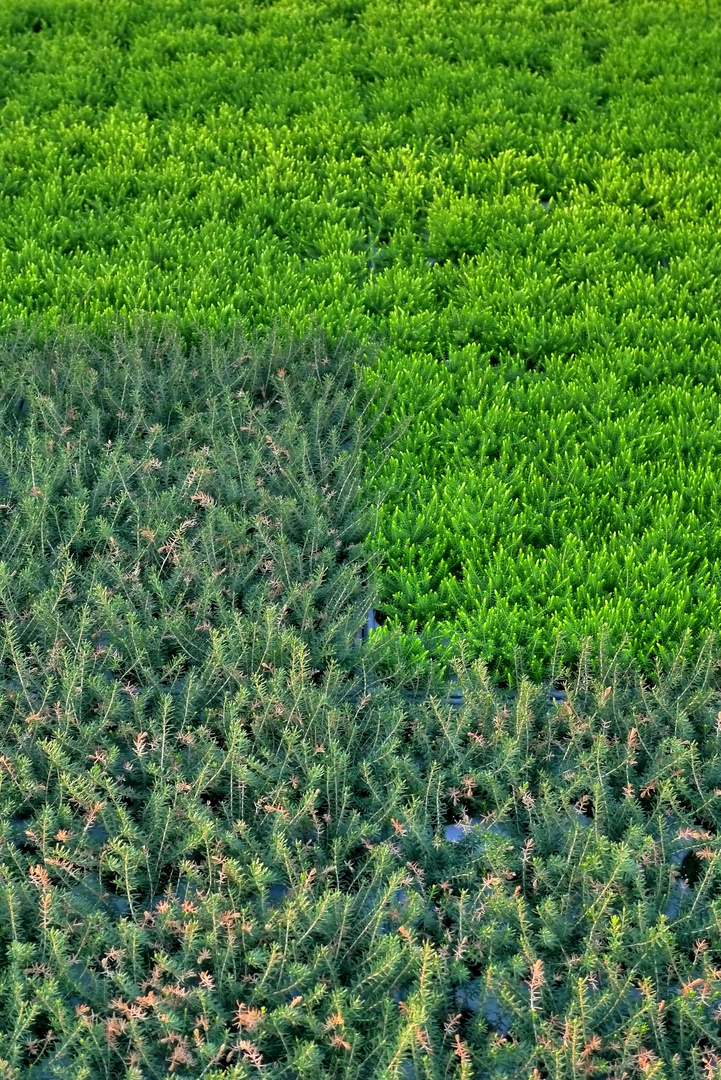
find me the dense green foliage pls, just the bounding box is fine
[1,325,721,1079]
[2,0,721,1074]
[1,0,721,679]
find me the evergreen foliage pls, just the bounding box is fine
[1,324,721,1078]
[2,0,721,1074]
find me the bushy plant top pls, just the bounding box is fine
[1,326,721,1079]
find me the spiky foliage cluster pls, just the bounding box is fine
[1,325,721,1080]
